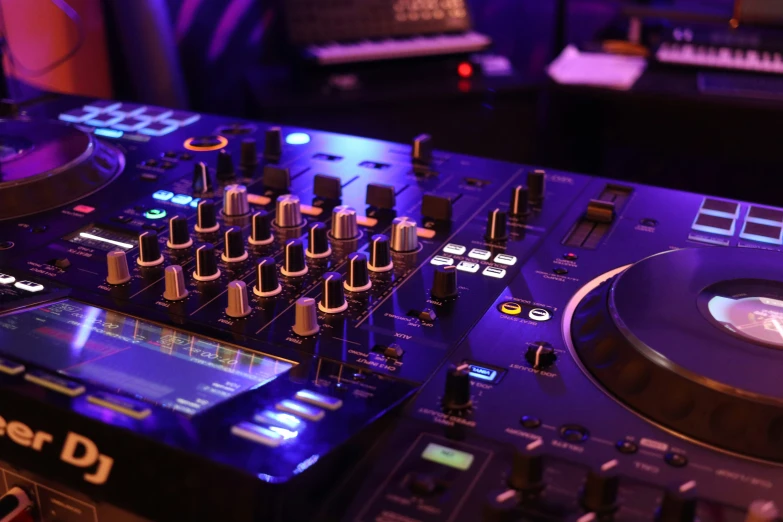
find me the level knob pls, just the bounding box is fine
[391,216,418,252]
[345,252,371,292]
[509,438,545,492]
[510,185,529,216]
[253,257,281,297]
[195,199,219,233]
[482,489,519,522]
[193,243,221,281]
[318,272,348,313]
[223,184,250,217]
[485,208,508,241]
[249,210,273,246]
[167,215,193,249]
[281,239,308,277]
[525,342,557,370]
[106,250,131,285]
[432,265,458,299]
[225,280,252,318]
[306,222,331,258]
[162,265,189,301]
[581,459,620,513]
[527,170,546,204]
[240,138,258,169]
[137,231,163,267]
[292,297,320,336]
[264,127,283,161]
[216,149,235,181]
[412,133,433,164]
[276,194,303,228]
[221,227,247,262]
[368,234,393,272]
[331,205,359,240]
[192,161,213,195]
[657,481,698,522]
[442,364,472,410]
[745,500,780,522]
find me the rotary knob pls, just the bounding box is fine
[216,149,235,181]
[510,185,529,216]
[527,170,546,204]
[508,438,545,493]
[391,216,418,252]
[193,243,221,281]
[368,234,393,272]
[745,500,780,522]
[292,297,320,336]
[525,342,557,370]
[485,208,508,241]
[657,481,698,522]
[249,210,274,246]
[345,252,371,292]
[432,265,458,299]
[221,227,247,262]
[240,138,258,169]
[223,184,250,217]
[442,363,472,410]
[137,231,163,267]
[195,199,219,233]
[319,272,348,313]
[331,206,359,240]
[264,127,283,162]
[281,239,308,277]
[192,161,213,195]
[307,222,331,258]
[163,265,189,301]
[581,459,620,513]
[482,489,520,522]
[106,250,131,285]
[225,280,252,318]
[253,257,281,297]
[275,194,303,228]
[167,215,193,249]
[412,133,433,164]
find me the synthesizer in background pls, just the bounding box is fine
[0,94,780,521]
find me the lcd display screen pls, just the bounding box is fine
[0,300,295,415]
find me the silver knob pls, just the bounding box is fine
[275,194,303,228]
[225,280,252,318]
[163,265,189,301]
[106,250,131,285]
[331,205,359,240]
[391,216,418,252]
[292,297,320,336]
[223,184,250,217]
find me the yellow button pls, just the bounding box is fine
[499,302,522,316]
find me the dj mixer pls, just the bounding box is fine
[0,95,781,521]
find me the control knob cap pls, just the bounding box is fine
[657,481,698,522]
[216,149,235,181]
[331,205,359,240]
[412,133,433,164]
[162,265,189,301]
[485,208,508,241]
[221,227,247,262]
[745,500,780,522]
[368,234,393,272]
[223,184,250,217]
[225,280,252,318]
[137,231,163,266]
[167,215,193,249]
[525,342,557,370]
[306,222,331,258]
[240,138,258,169]
[292,297,320,336]
[482,489,519,522]
[319,272,348,313]
[281,239,308,277]
[106,250,131,285]
[192,161,213,195]
[253,257,281,297]
[508,438,545,492]
[345,252,371,292]
[275,194,303,228]
[442,364,472,410]
[432,265,458,299]
[391,216,418,252]
[195,199,219,233]
[581,459,620,513]
[249,211,273,245]
[194,243,221,281]
[264,126,283,161]
[510,185,529,216]
[527,170,546,204]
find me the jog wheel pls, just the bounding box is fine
[0,119,124,220]
[569,247,783,461]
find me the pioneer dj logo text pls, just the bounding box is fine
[0,415,114,485]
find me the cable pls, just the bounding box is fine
[0,0,85,77]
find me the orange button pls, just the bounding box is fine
[499,301,522,316]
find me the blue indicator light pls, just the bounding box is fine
[189,198,201,208]
[94,128,124,139]
[144,209,167,220]
[170,194,193,205]
[152,190,174,202]
[286,132,311,145]
[468,364,498,382]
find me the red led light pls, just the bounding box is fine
[457,62,473,79]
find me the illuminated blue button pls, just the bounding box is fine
[189,198,201,208]
[699,198,739,218]
[111,103,147,116]
[171,194,193,205]
[14,280,44,292]
[0,273,15,285]
[139,121,179,136]
[144,208,167,220]
[740,221,783,245]
[0,357,24,375]
[294,389,343,411]
[85,113,124,127]
[83,100,122,113]
[163,111,201,126]
[24,370,85,397]
[468,364,498,382]
[691,213,735,236]
[138,107,173,121]
[254,410,304,430]
[111,116,150,132]
[87,392,151,419]
[59,107,99,123]
[286,132,311,145]
[153,190,174,201]
[430,256,454,266]
[276,399,325,421]
[747,206,783,226]
[94,128,124,139]
[231,421,284,447]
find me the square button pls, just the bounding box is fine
[692,213,735,236]
[443,243,466,255]
[138,107,173,121]
[164,111,200,126]
[456,261,480,273]
[73,204,95,214]
[430,256,454,266]
[747,206,783,225]
[700,198,739,218]
[85,113,124,127]
[494,254,517,266]
[59,108,99,123]
[171,194,193,205]
[0,358,24,375]
[231,422,284,448]
[276,399,325,421]
[294,389,343,410]
[468,248,491,260]
[83,100,121,113]
[0,273,16,284]
[189,198,201,208]
[254,410,304,430]
[87,392,151,419]
[24,370,84,396]
[482,266,506,279]
[740,221,783,245]
[111,116,151,132]
[153,190,174,201]
[111,103,147,116]
[14,281,44,292]
[139,121,179,137]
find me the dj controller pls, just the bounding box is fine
[0,95,781,522]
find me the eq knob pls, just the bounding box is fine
[275,194,303,228]
[432,265,458,299]
[167,215,193,249]
[216,149,235,181]
[508,438,545,493]
[527,170,546,204]
[192,161,214,195]
[193,243,221,281]
[281,239,308,277]
[223,184,250,217]
[485,208,508,241]
[306,222,331,258]
[225,280,252,318]
[581,459,620,513]
[510,185,529,216]
[221,227,248,262]
[137,231,163,267]
[292,297,320,336]
[391,216,418,252]
[745,500,780,522]
[331,206,359,240]
[106,250,131,285]
[162,265,189,301]
[194,199,219,233]
[249,210,274,246]
[319,272,348,314]
[264,127,283,162]
[368,234,393,272]
[240,138,258,169]
[253,257,281,297]
[442,364,472,410]
[657,481,698,522]
[345,252,371,292]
